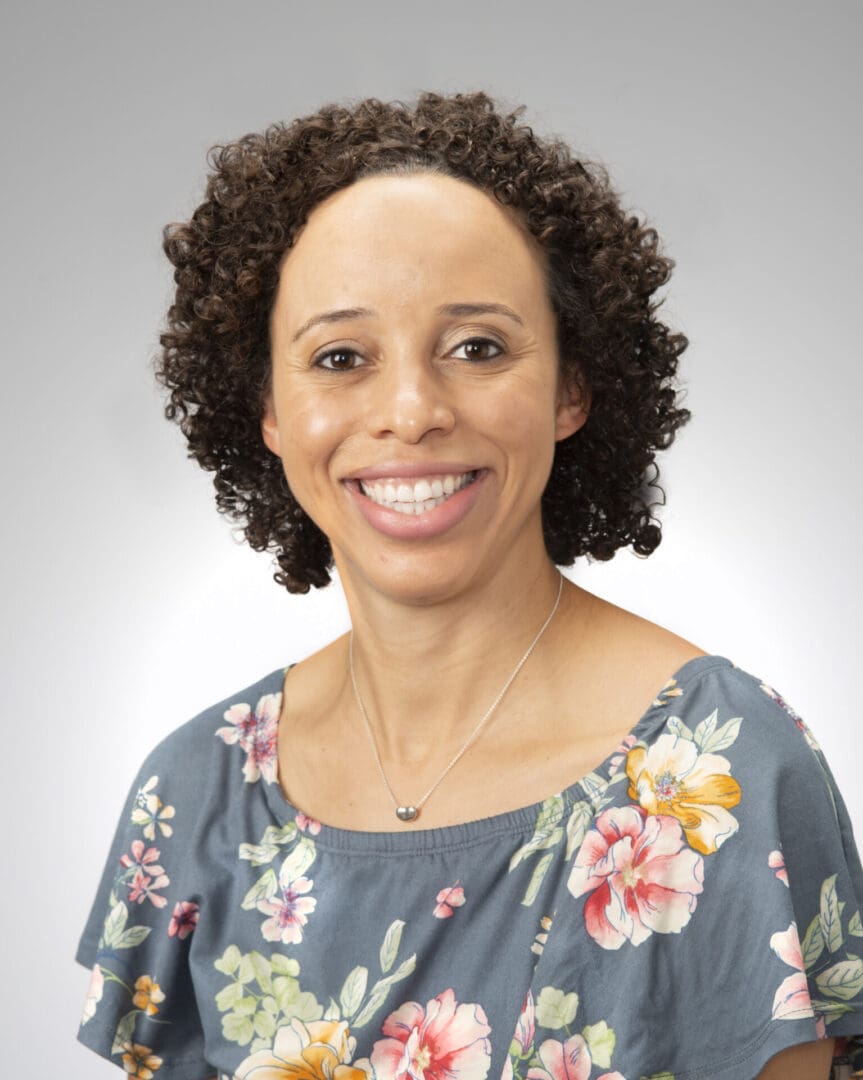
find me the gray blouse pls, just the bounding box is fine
[76,655,863,1079]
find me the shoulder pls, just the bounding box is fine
[130,665,288,795]
[666,656,824,771]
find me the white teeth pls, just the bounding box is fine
[358,471,478,514]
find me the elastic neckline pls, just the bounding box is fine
[258,654,734,855]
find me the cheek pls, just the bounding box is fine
[278,395,350,488]
[472,380,558,453]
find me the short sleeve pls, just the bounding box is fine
[675,666,863,1076]
[762,683,863,1074]
[75,736,211,1078]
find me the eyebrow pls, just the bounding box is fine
[290,302,525,344]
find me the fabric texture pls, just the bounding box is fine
[75,654,863,1080]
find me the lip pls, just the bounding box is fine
[344,469,488,540]
[345,461,482,482]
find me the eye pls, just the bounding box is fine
[452,336,504,362]
[313,347,364,372]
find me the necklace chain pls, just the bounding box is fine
[348,571,564,822]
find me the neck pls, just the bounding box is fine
[338,556,587,763]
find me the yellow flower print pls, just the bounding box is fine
[131,776,176,840]
[626,732,741,854]
[120,1042,163,1078]
[652,678,684,708]
[132,975,166,1016]
[234,1017,367,1080]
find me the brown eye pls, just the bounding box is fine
[314,348,364,371]
[453,337,504,362]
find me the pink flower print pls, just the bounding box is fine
[608,734,637,778]
[258,865,317,945]
[128,867,169,908]
[770,922,816,1023]
[567,804,704,949]
[527,1034,592,1080]
[370,987,492,1080]
[216,692,281,784]
[759,683,822,752]
[295,812,322,835]
[120,839,166,878]
[81,963,104,1024]
[512,991,535,1055]
[168,900,200,939]
[121,840,169,907]
[433,882,466,919]
[768,849,789,887]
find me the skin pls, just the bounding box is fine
[257,172,831,1078]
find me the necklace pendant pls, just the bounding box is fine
[396,805,418,821]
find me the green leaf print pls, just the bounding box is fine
[111,1010,137,1055]
[821,875,843,953]
[270,953,300,976]
[222,1012,255,1046]
[272,976,323,1020]
[699,714,742,754]
[281,836,317,881]
[116,925,152,949]
[579,771,607,802]
[379,919,405,973]
[100,899,153,952]
[666,717,693,742]
[249,951,274,993]
[564,799,594,860]
[351,942,417,1029]
[215,944,242,976]
[214,948,322,1048]
[641,1073,676,1080]
[811,997,855,1023]
[216,982,246,1011]
[815,957,863,1001]
[801,914,825,970]
[849,910,863,938]
[521,851,554,907]
[692,709,718,749]
[535,986,579,1029]
[581,1020,615,1068]
[241,868,278,910]
[101,900,128,949]
[339,965,368,1018]
[239,824,298,866]
[352,984,392,1029]
[509,795,566,872]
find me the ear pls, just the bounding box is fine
[261,392,282,457]
[554,371,590,442]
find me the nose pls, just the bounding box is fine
[366,355,456,444]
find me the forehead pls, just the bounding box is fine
[274,173,550,323]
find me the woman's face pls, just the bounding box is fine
[263,172,588,604]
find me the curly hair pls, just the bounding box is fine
[156,90,691,594]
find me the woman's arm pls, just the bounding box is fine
[756,1037,835,1079]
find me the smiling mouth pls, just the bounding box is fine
[355,470,481,515]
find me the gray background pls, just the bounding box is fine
[1,2,860,1075]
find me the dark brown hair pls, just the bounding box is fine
[156,90,691,593]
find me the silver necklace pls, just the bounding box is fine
[348,572,564,822]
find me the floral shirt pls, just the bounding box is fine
[76,655,863,1080]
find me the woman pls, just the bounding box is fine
[75,91,863,1080]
